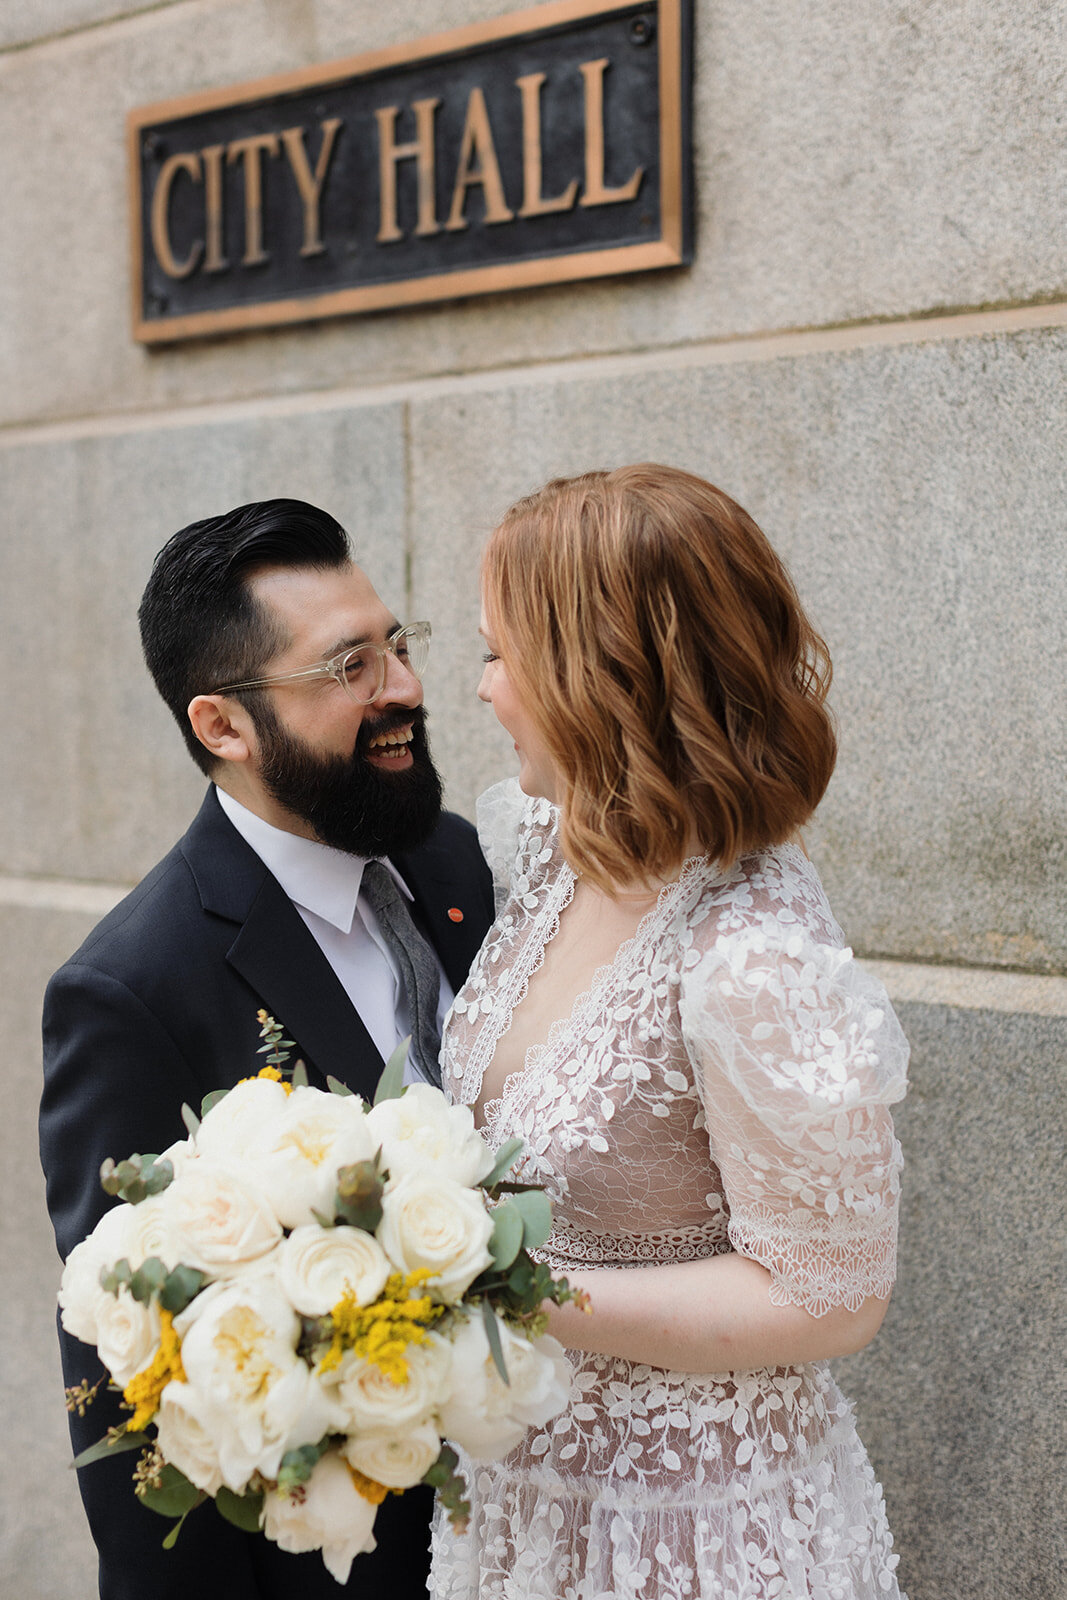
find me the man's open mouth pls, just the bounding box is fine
[365,723,414,759]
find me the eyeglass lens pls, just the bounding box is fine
[339,626,430,703]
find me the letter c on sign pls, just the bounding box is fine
[150,151,205,279]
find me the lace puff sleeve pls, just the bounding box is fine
[475,778,537,912]
[679,926,909,1317]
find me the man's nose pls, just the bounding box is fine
[374,648,423,705]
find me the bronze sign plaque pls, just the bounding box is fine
[128,0,692,342]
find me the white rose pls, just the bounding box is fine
[253,1087,376,1230]
[262,1448,377,1585]
[157,1136,197,1182]
[343,1418,441,1489]
[438,1314,572,1461]
[119,1191,181,1273]
[154,1381,226,1495]
[194,1075,291,1163]
[377,1174,493,1302]
[366,1084,494,1187]
[323,1332,451,1433]
[276,1224,390,1317]
[94,1288,162,1389]
[175,1277,336,1490]
[166,1163,281,1275]
[58,1204,131,1345]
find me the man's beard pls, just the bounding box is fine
[253,702,443,858]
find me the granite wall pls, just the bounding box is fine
[2,2,1064,1595]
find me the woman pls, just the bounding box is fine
[433,465,908,1599]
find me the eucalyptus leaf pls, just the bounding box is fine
[159,1264,208,1314]
[137,1464,201,1519]
[481,1299,509,1386]
[488,1201,524,1272]
[277,1439,329,1492]
[143,1157,174,1197]
[181,1102,201,1137]
[291,1059,309,1089]
[509,1189,553,1250]
[161,1505,197,1550]
[482,1135,526,1189]
[199,1089,228,1117]
[71,1428,150,1470]
[326,1075,354,1097]
[216,1485,265,1532]
[128,1257,167,1305]
[373,1037,411,1105]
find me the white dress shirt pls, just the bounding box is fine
[215,788,453,1076]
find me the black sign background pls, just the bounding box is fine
[129,0,692,341]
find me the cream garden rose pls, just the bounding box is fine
[194,1076,290,1164]
[175,1276,336,1489]
[58,1203,133,1346]
[153,1381,226,1496]
[165,1162,282,1274]
[367,1083,494,1187]
[323,1331,452,1433]
[252,1087,377,1230]
[275,1223,390,1317]
[94,1286,162,1389]
[262,1448,377,1584]
[343,1418,442,1489]
[437,1313,572,1461]
[377,1173,494,1302]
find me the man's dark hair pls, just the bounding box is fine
[139,498,351,775]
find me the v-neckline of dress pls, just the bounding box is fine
[473,851,713,1137]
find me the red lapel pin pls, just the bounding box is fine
[447,907,464,923]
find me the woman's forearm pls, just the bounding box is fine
[546,1252,889,1373]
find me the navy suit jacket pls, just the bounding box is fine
[40,788,493,1600]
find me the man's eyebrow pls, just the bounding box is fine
[320,620,403,659]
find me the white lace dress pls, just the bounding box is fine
[431,781,909,1600]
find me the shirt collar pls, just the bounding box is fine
[215,786,411,934]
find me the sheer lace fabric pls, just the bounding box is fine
[431,781,908,1600]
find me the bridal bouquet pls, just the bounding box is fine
[59,1016,581,1583]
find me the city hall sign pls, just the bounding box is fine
[128,0,692,342]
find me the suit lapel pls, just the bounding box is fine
[181,790,386,1102]
[226,874,386,1102]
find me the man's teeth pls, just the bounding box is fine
[368,726,413,754]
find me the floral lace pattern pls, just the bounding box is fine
[433,781,908,1600]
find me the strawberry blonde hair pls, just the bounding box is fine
[481,464,836,889]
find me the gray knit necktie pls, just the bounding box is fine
[360,860,442,1087]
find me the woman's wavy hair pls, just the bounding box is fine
[481,464,836,889]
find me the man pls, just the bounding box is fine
[40,499,494,1600]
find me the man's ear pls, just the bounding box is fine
[187,695,255,765]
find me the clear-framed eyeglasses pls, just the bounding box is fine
[212,621,431,705]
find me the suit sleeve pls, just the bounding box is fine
[41,963,205,1262]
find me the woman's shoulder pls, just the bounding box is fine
[682,839,845,952]
[475,778,561,910]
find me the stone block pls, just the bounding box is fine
[2,0,1065,425]
[409,321,1067,971]
[0,0,159,51]
[0,901,106,1600]
[832,999,1067,1600]
[0,399,407,883]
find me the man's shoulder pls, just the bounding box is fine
[51,791,253,990]
[55,845,200,985]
